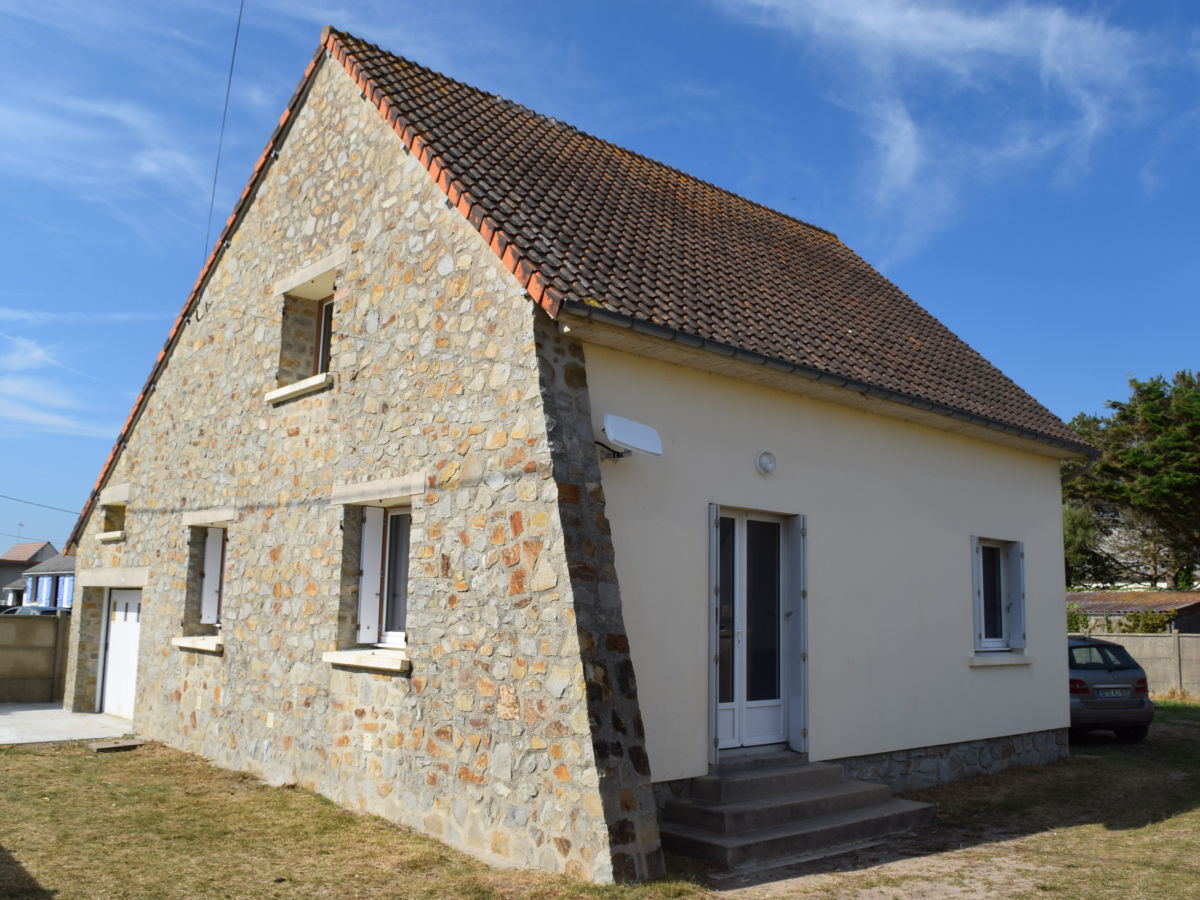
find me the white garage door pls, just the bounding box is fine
[102,589,141,719]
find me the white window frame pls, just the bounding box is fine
[314,296,335,375]
[972,536,1025,652]
[199,527,227,626]
[357,506,411,647]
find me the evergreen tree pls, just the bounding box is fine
[1064,371,1200,588]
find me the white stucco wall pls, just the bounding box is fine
[584,344,1070,783]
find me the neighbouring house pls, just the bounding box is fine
[62,28,1092,883]
[1068,591,1200,633]
[20,553,76,610]
[0,541,57,607]
[2,576,26,607]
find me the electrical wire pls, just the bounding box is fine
[0,494,78,515]
[201,0,247,269]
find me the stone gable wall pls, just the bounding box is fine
[65,56,660,883]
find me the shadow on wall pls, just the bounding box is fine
[0,845,55,898]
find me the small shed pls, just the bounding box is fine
[1067,591,1200,633]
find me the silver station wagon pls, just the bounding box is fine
[1068,637,1153,743]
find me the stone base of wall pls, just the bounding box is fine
[829,728,1068,792]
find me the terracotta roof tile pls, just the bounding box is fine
[330,29,1085,450]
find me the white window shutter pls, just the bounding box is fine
[1007,541,1026,649]
[706,503,721,767]
[200,527,224,625]
[358,507,384,643]
[970,535,982,645]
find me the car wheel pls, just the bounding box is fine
[1116,725,1149,743]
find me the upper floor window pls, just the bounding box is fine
[265,246,348,405]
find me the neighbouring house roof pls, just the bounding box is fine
[3,576,25,592]
[0,541,55,564]
[22,553,75,577]
[1068,591,1200,616]
[67,26,1090,549]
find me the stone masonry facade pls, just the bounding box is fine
[65,54,662,883]
[831,728,1069,792]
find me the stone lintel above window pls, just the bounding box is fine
[181,507,237,528]
[272,245,349,299]
[330,472,426,507]
[98,482,131,507]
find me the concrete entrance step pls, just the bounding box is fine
[689,760,845,803]
[659,756,934,872]
[661,798,934,871]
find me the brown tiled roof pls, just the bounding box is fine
[1068,591,1200,615]
[0,541,54,564]
[68,26,1087,549]
[329,29,1087,450]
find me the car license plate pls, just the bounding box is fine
[1096,687,1129,698]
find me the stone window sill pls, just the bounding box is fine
[968,652,1031,668]
[265,372,333,405]
[97,530,126,543]
[171,635,224,654]
[322,647,411,675]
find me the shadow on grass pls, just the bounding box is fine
[0,845,55,898]
[693,722,1200,893]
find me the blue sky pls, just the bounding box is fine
[1,0,1197,549]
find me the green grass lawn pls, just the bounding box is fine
[4,704,1200,899]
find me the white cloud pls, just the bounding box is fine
[0,335,58,372]
[716,0,1151,260]
[0,92,208,210]
[0,397,116,438]
[0,344,116,437]
[0,308,168,326]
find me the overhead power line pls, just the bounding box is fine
[0,530,54,544]
[0,493,79,515]
[202,0,247,268]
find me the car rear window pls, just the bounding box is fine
[1070,644,1139,670]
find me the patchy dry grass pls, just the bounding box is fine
[6,706,1200,899]
[0,741,706,900]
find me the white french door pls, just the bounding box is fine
[714,508,787,749]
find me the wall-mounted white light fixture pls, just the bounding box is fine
[755,450,777,476]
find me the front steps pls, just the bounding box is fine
[659,753,934,872]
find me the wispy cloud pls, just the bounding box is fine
[0,92,209,212]
[0,373,116,438]
[0,335,117,436]
[0,308,169,326]
[716,0,1151,260]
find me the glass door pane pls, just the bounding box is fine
[718,516,736,705]
[745,519,781,702]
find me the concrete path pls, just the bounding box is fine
[0,703,133,745]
